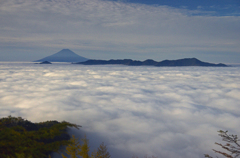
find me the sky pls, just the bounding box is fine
[0,0,240,63]
[0,63,240,158]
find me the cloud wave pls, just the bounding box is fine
[0,62,240,158]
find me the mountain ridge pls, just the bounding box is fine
[76,58,227,67]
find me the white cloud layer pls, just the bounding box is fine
[0,0,240,62]
[0,62,240,158]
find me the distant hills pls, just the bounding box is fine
[76,58,227,67]
[34,49,227,67]
[34,49,88,62]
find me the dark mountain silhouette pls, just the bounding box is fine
[34,49,88,62]
[39,61,52,64]
[155,58,227,66]
[76,58,227,67]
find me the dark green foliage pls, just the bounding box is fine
[0,116,81,158]
[62,135,111,158]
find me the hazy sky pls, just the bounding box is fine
[0,0,239,63]
[1,63,240,158]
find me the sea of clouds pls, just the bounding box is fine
[0,62,240,158]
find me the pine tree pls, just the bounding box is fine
[61,135,81,158]
[78,135,90,158]
[96,142,110,158]
[91,149,98,158]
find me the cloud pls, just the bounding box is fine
[0,63,240,158]
[0,0,240,62]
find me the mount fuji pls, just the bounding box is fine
[34,49,88,62]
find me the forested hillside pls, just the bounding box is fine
[0,116,80,158]
[0,116,111,158]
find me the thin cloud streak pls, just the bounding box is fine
[0,63,240,158]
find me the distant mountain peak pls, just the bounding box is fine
[59,49,74,53]
[34,49,88,62]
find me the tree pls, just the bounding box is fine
[91,150,98,158]
[205,130,240,158]
[0,116,80,158]
[78,135,90,158]
[61,134,90,158]
[94,142,110,158]
[61,135,81,158]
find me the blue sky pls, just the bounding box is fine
[117,0,240,15]
[0,0,239,63]
[115,0,238,8]
[116,0,239,8]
